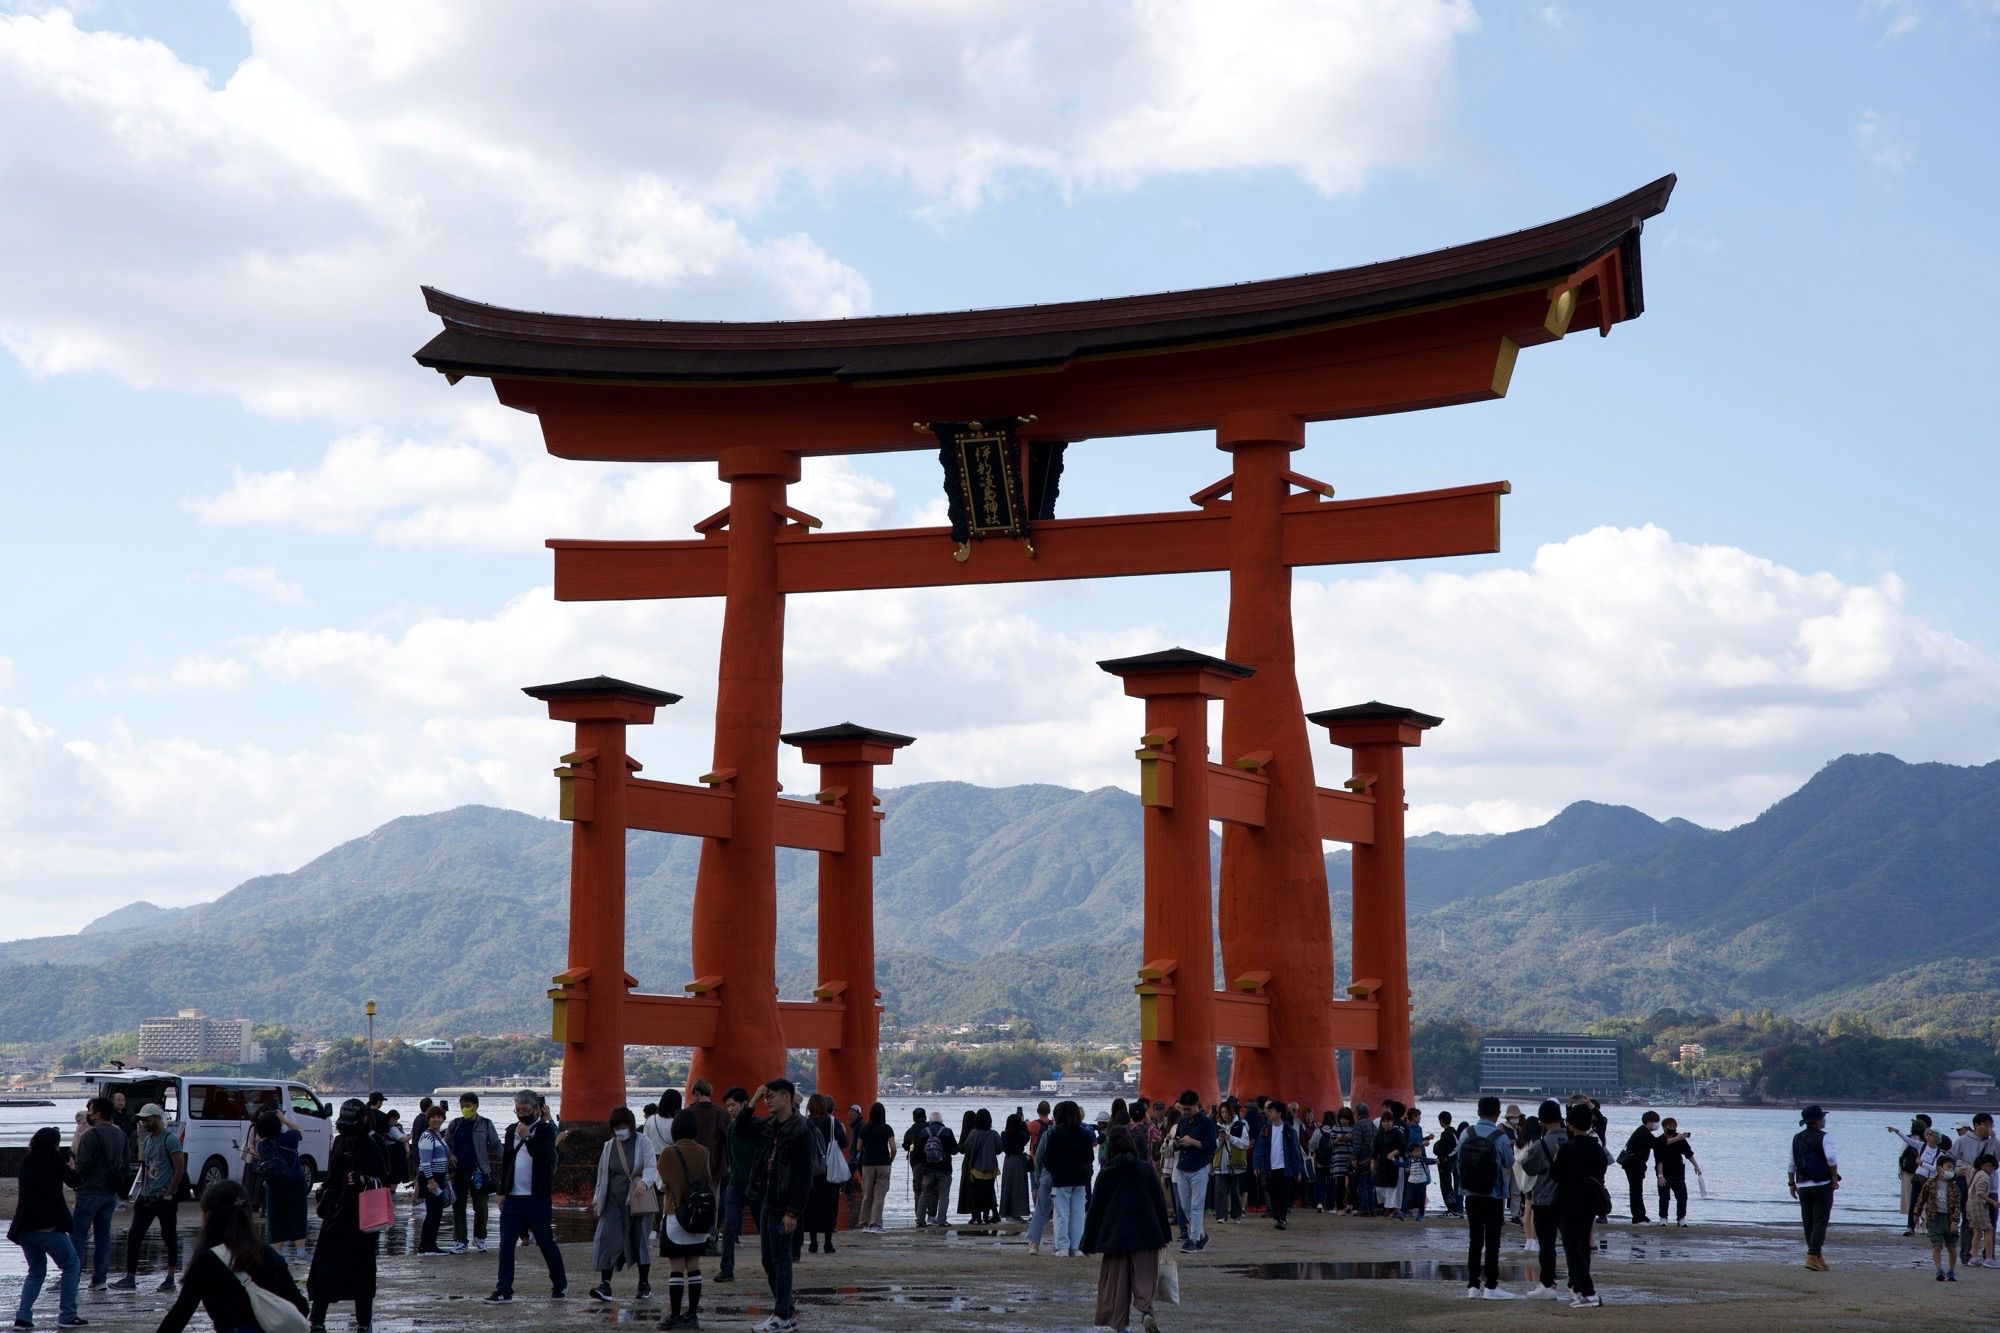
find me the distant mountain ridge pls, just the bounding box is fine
[3,753,1994,1048]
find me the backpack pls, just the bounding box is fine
[1315,1131,1336,1169]
[921,1123,946,1167]
[1900,1144,1920,1174]
[1457,1125,1503,1195]
[669,1146,716,1235]
[1793,1128,1830,1182]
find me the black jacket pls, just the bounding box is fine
[738,1104,814,1218]
[498,1118,560,1199]
[158,1245,309,1333]
[1041,1124,1096,1189]
[1552,1132,1611,1217]
[1080,1156,1172,1256]
[1623,1125,1656,1170]
[8,1150,78,1241]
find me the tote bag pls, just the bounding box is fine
[824,1123,852,1185]
[618,1138,660,1215]
[355,1184,395,1234]
[212,1246,309,1333]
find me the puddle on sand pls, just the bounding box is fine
[1233,1260,1538,1282]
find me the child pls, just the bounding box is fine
[1971,1155,1996,1267]
[1920,1155,1965,1281]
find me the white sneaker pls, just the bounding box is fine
[473,1239,487,1252]
[1483,1286,1520,1300]
[1466,1286,1483,1299]
[1526,1284,1563,1300]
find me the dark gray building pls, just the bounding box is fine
[1478,1035,1621,1096]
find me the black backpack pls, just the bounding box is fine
[670,1146,716,1235]
[1314,1131,1335,1168]
[1457,1125,1503,1195]
[1793,1128,1830,1182]
[922,1123,946,1167]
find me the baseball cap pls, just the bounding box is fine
[138,1102,166,1119]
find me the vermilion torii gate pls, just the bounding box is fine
[419,175,1673,1117]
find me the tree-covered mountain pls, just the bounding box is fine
[2,753,1994,1050]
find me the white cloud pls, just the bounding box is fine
[1861,0,1922,39]
[1855,109,1914,175]
[1291,526,1999,832]
[0,2,1477,420]
[9,524,1995,938]
[220,566,304,604]
[96,655,252,694]
[1536,5,1569,30]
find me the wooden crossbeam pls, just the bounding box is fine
[551,482,1507,602]
[602,779,853,852]
[559,990,855,1049]
[1206,762,1270,828]
[1315,787,1377,845]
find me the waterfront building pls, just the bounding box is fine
[1478,1035,1620,1097]
[137,1009,264,1066]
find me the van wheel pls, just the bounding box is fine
[198,1156,231,1192]
[300,1156,319,1185]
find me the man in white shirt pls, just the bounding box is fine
[1788,1104,1841,1270]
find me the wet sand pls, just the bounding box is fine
[0,1186,1978,1330]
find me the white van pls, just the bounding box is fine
[88,1068,335,1192]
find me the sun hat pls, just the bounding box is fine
[1800,1104,1826,1124]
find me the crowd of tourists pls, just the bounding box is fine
[19,1078,1975,1329]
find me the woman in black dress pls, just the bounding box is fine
[307,1099,387,1332]
[998,1112,1032,1222]
[963,1109,1001,1224]
[800,1095,848,1255]
[156,1179,310,1333]
[1552,1102,1612,1309]
[954,1109,979,1219]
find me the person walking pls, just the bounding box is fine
[252,1110,311,1260]
[483,1090,568,1304]
[684,1080,730,1257]
[1081,1128,1170,1333]
[913,1111,957,1229]
[715,1088,758,1284]
[656,1108,716,1329]
[110,1103,186,1294]
[1262,1102,1303,1231]
[1371,1105,1404,1219]
[855,1103,898,1233]
[998,1111,1031,1222]
[10,1127,85,1330]
[587,1106,657,1305]
[307,1099,386,1333]
[1553,1102,1611,1308]
[1041,1102,1095,1258]
[1653,1118,1699,1226]
[1790,1105,1840,1271]
[1169,1090,1216,1253]
[1515,1099,1568,1300]
[69,1096,126,1294]
[1457,1095,1517,1301]
[1348,1101,1375,1217]
[1213,1099,1249,1222]
[448,1093,502,1254]
[800,1096,847,1255]
[155,1180,310,1333]
[735,1080,813,1333]
[1922,1153,1965,1282]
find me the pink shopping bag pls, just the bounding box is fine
[356,1185,395,1234]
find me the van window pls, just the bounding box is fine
[289,1086,325,1117]
[108,1080,178,1121]
[188,1084,281,1122]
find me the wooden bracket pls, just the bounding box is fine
[773,503,823,530]
[1232,750,1273,771]
[1343,773,1377,793]
[682,975,725,996]
[692,507,731,536]
[698,768,737,787]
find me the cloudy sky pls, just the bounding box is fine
[2,1,1996,940]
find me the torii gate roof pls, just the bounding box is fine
[415,175,1673,459]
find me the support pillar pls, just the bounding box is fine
[689,446,800,1096]
[523,676,680,1127]
[1099,649,1253,1106]
[782,723,914,1117]
[1215,411,1342,1108]
[1311,701,1442,1110]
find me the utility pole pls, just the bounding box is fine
[365,1000,377,1095]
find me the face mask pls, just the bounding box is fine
[614,1128,631,1142]
[461,1107,475,1119]
[518,1110,537,1123]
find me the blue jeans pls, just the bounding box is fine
[495,1196,566,1297]
[16,1229,81,1323]
[1050,1185,1086,1255]
[1176,1166,1209,1246]
[1025,1170,1054,1246]
[757,1204,795,1319]
[718,1182,755,1276]
[71,1188,117,1285]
